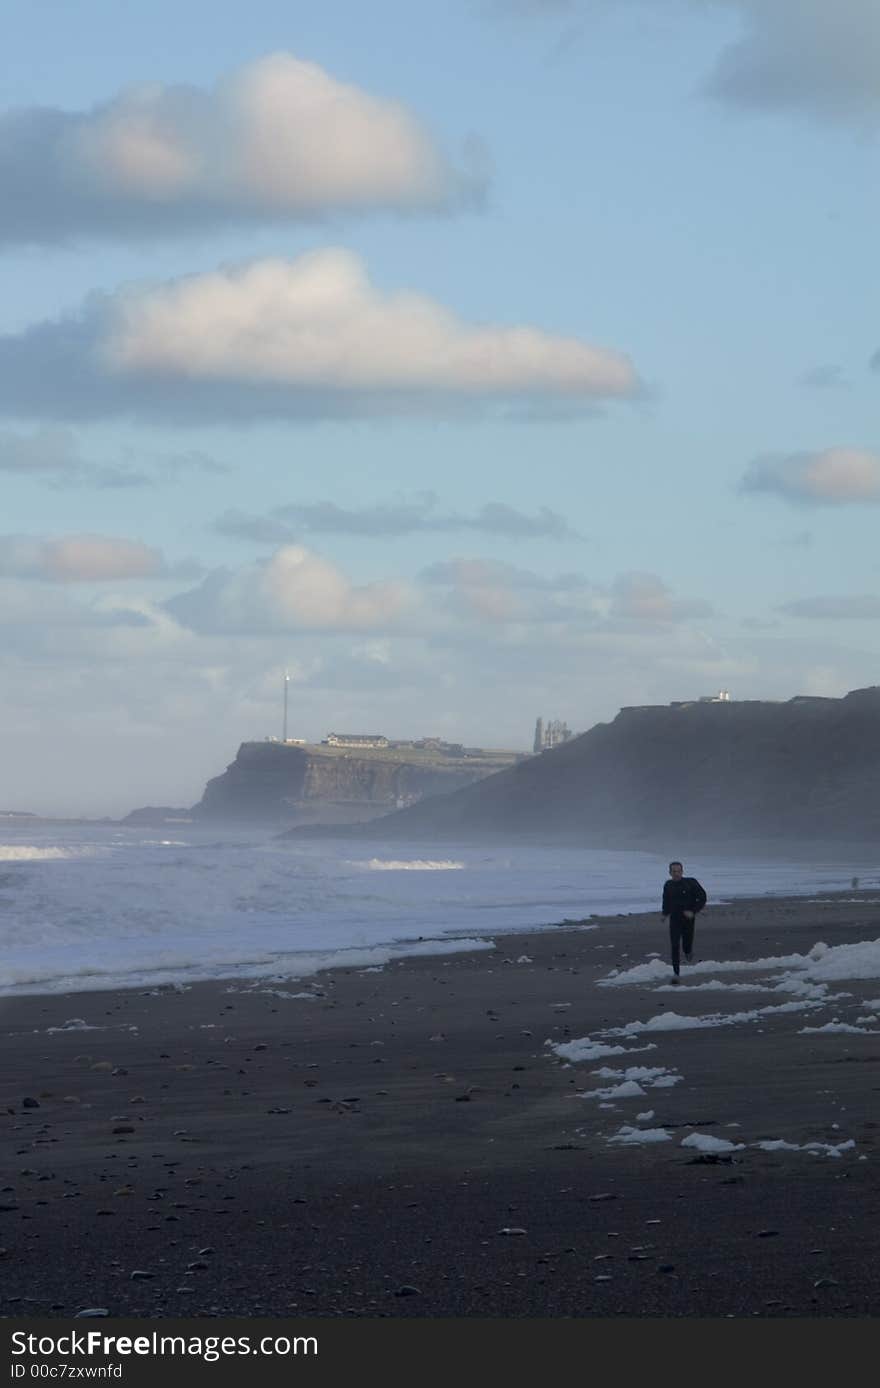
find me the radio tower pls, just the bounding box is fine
[283,670,289,742]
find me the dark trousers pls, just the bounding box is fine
[668,913,695,974]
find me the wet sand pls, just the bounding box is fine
[2,891,879,1318]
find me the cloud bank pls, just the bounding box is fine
[0,52,483,245]
[166,545,711,638]
[0,249,639,422]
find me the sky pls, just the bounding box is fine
[1,0,878,816]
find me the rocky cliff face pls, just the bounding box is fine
[337,687,880,847]
[192,741,518,824]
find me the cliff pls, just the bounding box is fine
[310,687,880,849]
[190,740,522,824]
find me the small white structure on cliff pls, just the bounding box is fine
[323,733,390,748]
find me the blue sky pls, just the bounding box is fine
[1,0,879,814]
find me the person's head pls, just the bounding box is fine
[669,861,683,880]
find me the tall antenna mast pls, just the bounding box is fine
[283,670,289,742]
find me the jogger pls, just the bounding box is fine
[661,861,707,981]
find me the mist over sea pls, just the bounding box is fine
[0,822,876,998]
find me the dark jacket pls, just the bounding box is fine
[662,877,707,918]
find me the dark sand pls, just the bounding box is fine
[2,892,879,1318]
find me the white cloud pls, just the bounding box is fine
[167,545,414,634]
[0,250,639,422]
[425,559,712,629]
[0,53,483,245]
[741,448,880,504]
[101,248,638,399]
[0,534,169,582]
[420,557,601,625]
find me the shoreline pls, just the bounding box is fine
[3,881,879,1006]
[3,890,880,1318]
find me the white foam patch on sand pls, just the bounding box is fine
[590,1064,683,1089]
[608,1125,672,1145]
[603,999,820,1036]
[796,939,880,982]
[44,1018,102,1033]
[580,1078,647,1100]
[351,859,465,871]
[754,1139,856,1157]
[681,1133,745,1153]
[549,1038,659,1063]
[799,1021,880,1035]
[599,957,799,987]
[655,979,778,994]
[772,978,834,997]
[656,977,830,998]
[34,1022,137,1036]
[251,989,317,1000]
[636,1110,655,1122]
[601,939,880,990]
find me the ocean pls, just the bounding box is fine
[0,821,876,998]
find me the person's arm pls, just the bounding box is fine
[661,882,670,916]
[693,880,707,913]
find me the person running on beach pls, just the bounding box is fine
[662,861,707,983]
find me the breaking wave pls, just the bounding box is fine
[353,858,466,871]
[0,844,89,861]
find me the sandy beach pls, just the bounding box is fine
[2,890,879,1319]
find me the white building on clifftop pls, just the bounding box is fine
[323,733,390,748]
